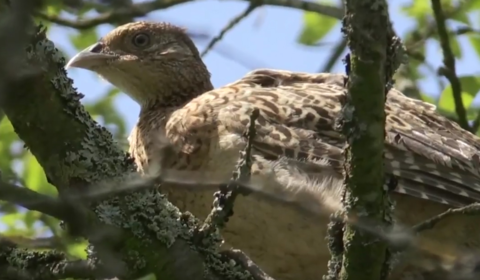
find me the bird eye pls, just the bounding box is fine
[132,33,150,47]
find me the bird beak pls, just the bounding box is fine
[66,42,115,70]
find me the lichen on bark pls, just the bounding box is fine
[332,0,405,279]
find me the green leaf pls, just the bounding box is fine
[0,119,22,179]
[24,211,40,231]
[450,12,470,24]
[449,37,462,58]
[470,1,480,10]
[421,93,436,105]
[43,0,64,15]
[438,76,480,113]
[23,154,57,196]
[298,11,337,46]
[66,242,88,259]
[1,212,24,231]
[402,1,431,18]
[69,28,99,51]
[468,34,480,58]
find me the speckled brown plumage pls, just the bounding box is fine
[67,21,480,280]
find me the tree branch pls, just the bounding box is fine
[36,0,342,30]
[0,181,77,222]
[35,0,191,29]
[412,203,480,233]
[249,0,341,17]
[0,237,112,280]
[334,0,404,279]
[431,0,471,132]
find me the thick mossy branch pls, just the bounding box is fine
[0,237,106,280]
[335,1,404,280]
[3,26,130,191]
[0,23,261,280]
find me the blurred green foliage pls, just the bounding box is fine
[298,0,337,46]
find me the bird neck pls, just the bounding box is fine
[139,79,214,113]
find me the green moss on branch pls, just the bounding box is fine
[336,0,403,279]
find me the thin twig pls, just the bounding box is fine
[431,0,471,131]
[412,203,480,233]
[0,180,80,222]
[453,26,480,35]
[201,3,261,57]
[195,108,259,238]
[0,180,123,244]
[319,38,347,73]
[247,0,341,18]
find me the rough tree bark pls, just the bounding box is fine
[331,0,405,279]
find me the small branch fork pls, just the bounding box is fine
[194,108,259,238]
[192,108,273,280]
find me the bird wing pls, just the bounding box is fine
[167,69,480,207]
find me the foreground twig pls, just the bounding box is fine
[412,203,480,233]
[196,108,259,237]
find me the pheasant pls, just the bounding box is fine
[66,21,480,280]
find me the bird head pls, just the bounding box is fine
[66,21,213,107]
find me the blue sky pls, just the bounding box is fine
[48,0,480,133]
